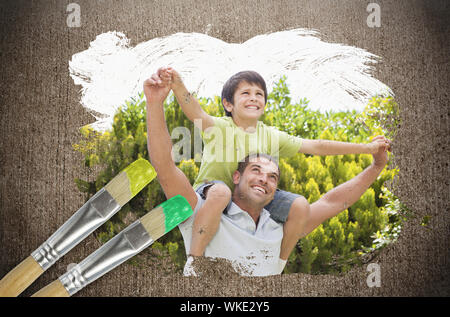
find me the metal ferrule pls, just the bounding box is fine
[31,188,121,271]
[59,220,153,296]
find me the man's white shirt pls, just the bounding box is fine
[178,193,286,276]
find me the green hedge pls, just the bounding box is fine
[73,77,404,274]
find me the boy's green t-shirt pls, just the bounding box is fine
[193,116,303,190]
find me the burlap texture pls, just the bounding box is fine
[0,0,448,296]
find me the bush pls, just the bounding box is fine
[73,77,404,274]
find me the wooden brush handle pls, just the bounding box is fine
[32,279,69,297]
[0,255,44,297]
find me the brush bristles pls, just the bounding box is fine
[104,171,132,207]
[104,159,156,207]
[140,206,166,240]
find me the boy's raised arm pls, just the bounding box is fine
[299,136,390,156]
[166,68,215,131]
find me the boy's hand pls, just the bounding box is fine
[143,67,172,104]
[371,135,391,168]
[366,135,391,154]
[165,67,183,88]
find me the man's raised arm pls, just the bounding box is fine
[144,70,198,209]
[304,136,391,236]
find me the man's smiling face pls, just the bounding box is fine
[232,156,279,209]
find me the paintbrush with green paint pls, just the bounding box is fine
[0,158,156,297]
[32,195,192,297]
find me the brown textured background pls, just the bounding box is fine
[0,0,448,297]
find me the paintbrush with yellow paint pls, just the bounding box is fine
[0,158,156,297]
[32,195,192,297]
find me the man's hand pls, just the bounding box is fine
[371,135,391,168]
[143,67,172,104]
[366,135,391,155]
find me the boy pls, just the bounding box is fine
[146,67,389,264]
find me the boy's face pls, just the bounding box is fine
[223,81,266,123]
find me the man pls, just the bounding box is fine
[144,73,391,276]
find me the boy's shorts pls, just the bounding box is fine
[195,181,302,224]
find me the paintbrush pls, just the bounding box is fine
[32,195,192,297]
[0,158,156,297]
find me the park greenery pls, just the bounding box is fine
[73,77,405,274]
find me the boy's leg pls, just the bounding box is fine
[265,191,310,260]
[190,182,232,256]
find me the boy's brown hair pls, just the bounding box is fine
[221,70,268,117]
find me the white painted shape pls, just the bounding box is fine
[69,29,393,131]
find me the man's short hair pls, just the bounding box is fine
[221,71,268,117]
[236,153,280,179]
